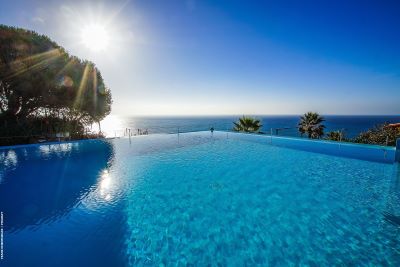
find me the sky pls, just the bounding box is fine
[1,0,399,115]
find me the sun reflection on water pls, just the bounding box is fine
[0,150,18,167]
[99,169,113,201]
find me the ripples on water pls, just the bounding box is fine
[1,132,400,266]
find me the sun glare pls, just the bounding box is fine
[81,23,110,52]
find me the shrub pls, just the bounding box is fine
[353,123,400,146]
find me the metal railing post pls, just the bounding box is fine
[338,129,343,149]
[270,128,273,144]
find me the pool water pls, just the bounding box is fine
[1,132,399,266]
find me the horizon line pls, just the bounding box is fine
[112,114,400,117]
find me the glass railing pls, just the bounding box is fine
[3,123,399,164]
[102,125,399,164]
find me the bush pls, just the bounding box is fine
[325,131,346,142]
[353,123,400,146]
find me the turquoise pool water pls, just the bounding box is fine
[1,132,399,266]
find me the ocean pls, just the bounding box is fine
[101,115,400,139]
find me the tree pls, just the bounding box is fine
[353,123,400,146]
[0,25,112,143]
[298,112,325,139]
[233,116,262,133]
[325,130,344,141]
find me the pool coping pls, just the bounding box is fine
[0,130,395,151]
[0,137,114,150]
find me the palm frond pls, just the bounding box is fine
[232,116,262,133]
[298,112,325,139]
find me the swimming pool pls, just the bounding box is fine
[1,131,399,266]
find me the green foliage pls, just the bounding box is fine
[0,25,112,144]
[298,112,325,139]
[233,116,262,133]
[325,130,345,141]
[353,123,400,146]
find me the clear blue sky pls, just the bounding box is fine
[1,0,399,115]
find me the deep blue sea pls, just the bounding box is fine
[106,115,400,138]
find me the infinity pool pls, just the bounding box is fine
[1,131,399,266]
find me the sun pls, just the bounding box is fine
[81,23,110,52]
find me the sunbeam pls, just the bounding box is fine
[5,49,62,79]
[74,63,91,109]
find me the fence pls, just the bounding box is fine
[1,122,397,152]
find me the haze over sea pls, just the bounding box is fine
[102,115,400,138]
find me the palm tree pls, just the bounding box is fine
[233,116,262,133]
[298,112,325,139]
